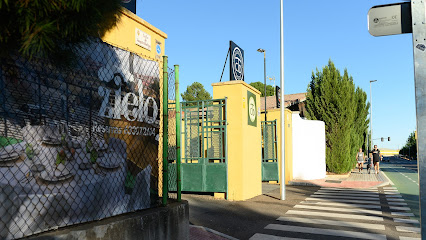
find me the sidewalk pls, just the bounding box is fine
[189,225,237,240]
[289,167,390,188]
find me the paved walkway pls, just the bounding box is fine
[289,167,389,188]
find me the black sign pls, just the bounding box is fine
[276,86,281,108]
[121,0,136,14]
[230,41,244,81]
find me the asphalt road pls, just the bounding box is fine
[184,182,421,240]
[381,156,420,220]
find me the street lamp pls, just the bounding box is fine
[369,80,377,155]
[257,48,267,121]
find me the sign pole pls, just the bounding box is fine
[411,0,426,237]
[280,0,286,200]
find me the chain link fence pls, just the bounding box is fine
[0,39,162,239]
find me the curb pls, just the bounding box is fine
[288,181,320,187]
[380,171,394,186]
[190,225,239,240]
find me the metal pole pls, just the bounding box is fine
[370,81,372,155]
[411,1,426,237]
[162,56,169,206]
[280,0,286,200]
[264,51,267,121]
[175,65,181,202]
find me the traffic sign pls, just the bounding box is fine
[368,2,412,37]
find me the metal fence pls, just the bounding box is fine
[0,39,163,239]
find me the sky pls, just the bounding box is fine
[137,0,416,150]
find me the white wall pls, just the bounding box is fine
[292,113,326,180]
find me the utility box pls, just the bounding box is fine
[212,81,262,201]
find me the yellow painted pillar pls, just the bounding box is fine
[212,81,262,201]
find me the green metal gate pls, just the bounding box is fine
[261,120,278,181]
[180,99,227,194]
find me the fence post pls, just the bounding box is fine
[174,65,181,201]
[162,56,169,206]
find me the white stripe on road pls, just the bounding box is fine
[387,198,405,202]
[383,187,397,189]
[391,212,415,217]
[396,226,421,233]
[387,201,408,206]
[389,206,411,211]
[320,187,378,192]
[314,192,380,198]
[394,218,420,224]
[399,237,421,240]
[309,195,379,200]
[249,233,309,240]
[300,201,381,209]
[265,224,386,240]
[305,197,381,205]
[294,205,382,215]
[385,194,402,198]
[318,189,379,194]
[277,217,385,230]
[285,210,383,221]
[383,191,400,194]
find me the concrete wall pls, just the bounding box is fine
[292,113,326,180]
[212,81,262,201]
[260,109,293,184]
[28,201,189,240]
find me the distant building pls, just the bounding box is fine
[260,92,307,118]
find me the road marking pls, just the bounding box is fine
[285,210,383,221]
[387,197,405,201]
[249,233,309,240]
[309,195,379,200]
[391,212,415,217]
[389,206,411,211]
[399,236,421,240]
[305,197,381,205]
[317,189,380,195]
[396,226,421,233]
[385,194,403,198]
[300,201,381,209]
[265,224,386,240]
[320,187,378,191]
[313,192,380,198]
[277,217,385,230]
[383,187,397,189]
[293,205,382,215]
[393,218,420,224]
[387,201,408,206]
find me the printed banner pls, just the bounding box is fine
[229,41,244,81]
[247,91,257,127]
[0,39,160,239]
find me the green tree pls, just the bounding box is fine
[399,131,417,159]
[181,82,212,102]
[249,82,275,97]
[306,60,370,174]
[0,0,122,58]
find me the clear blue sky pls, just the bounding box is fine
[137,0,416,150]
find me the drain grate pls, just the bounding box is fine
[325,180,342,183]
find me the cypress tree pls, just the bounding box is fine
[306,60,370,173]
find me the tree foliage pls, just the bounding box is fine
[0,0,122,58]
[181,82,212,102]
[306,60,370,174]
[399,132,417,159]
[249,82,275,97]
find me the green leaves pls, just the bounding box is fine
[0,0,122,59]
[181,82,212,103]
[306,60,369,173]
[249,82,275,97]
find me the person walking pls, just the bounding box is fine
[356,148,365,173]
[370,145,382,174]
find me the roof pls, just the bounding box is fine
[260,93,306,110]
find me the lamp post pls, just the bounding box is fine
[257,48,267,121]
[369,80,377,156]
